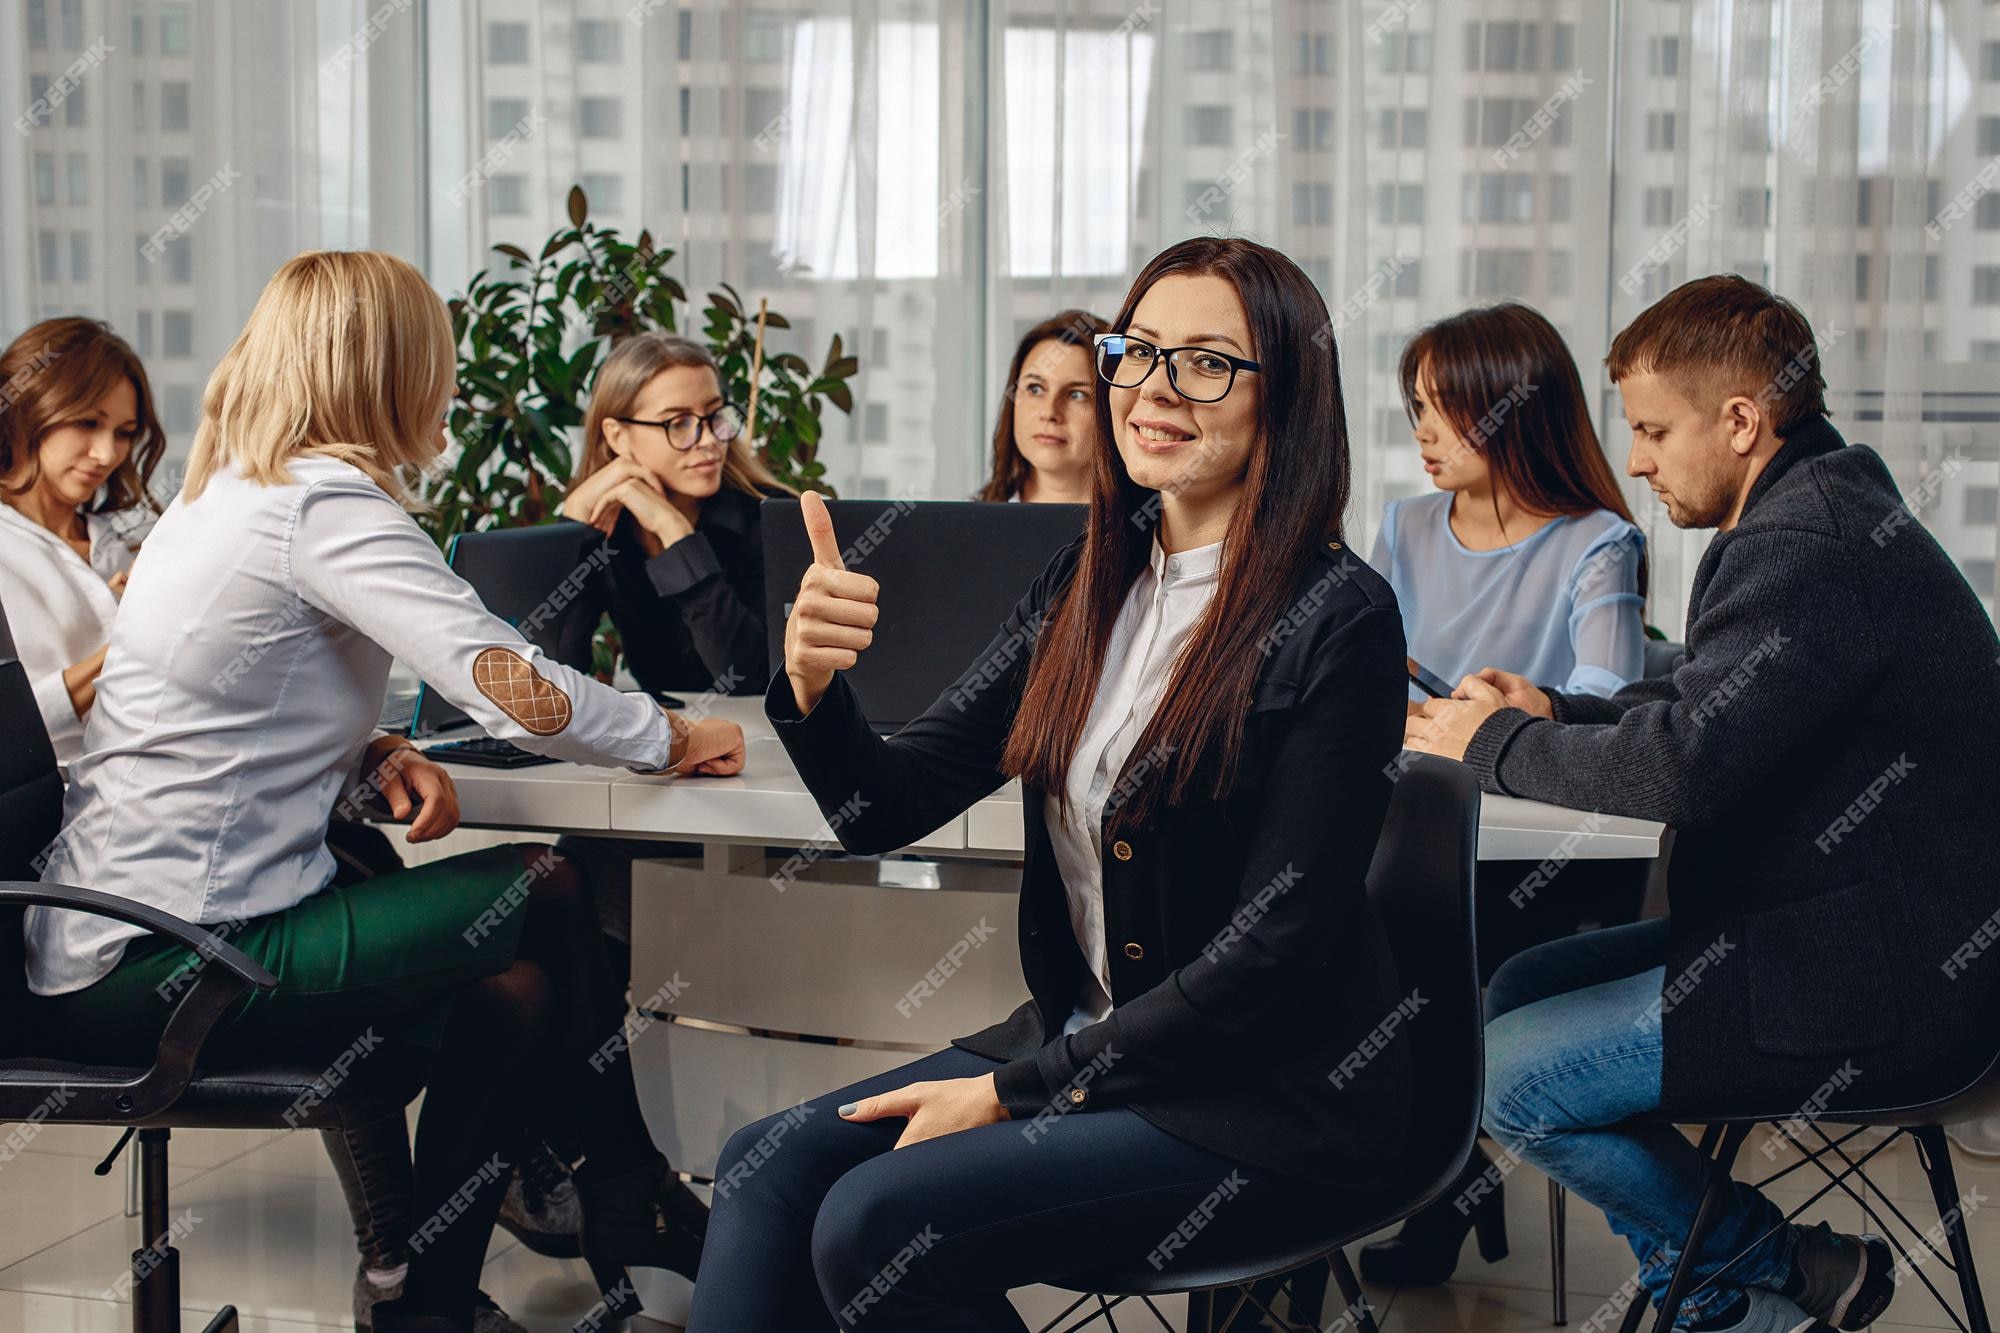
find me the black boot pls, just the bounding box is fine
[574,1155,705,1329]
[1357,1146,1508,1287]
[369,1297,470,1333]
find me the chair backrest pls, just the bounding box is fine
[0,594,66,1031]
[1366,751,1483,1207]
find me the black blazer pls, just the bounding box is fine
[557,484,778,697]
[766,534,1417,1184]
[1465,416,2000,1119]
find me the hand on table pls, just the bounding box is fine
[671,713,746,775]
[839,1074,1009,1149]
[360,736,461,842]
[1403,675,1512,762]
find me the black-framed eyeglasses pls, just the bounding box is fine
[1093,333,1261,403]
[613,402,746,452]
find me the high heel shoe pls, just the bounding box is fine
[574,1154,706,1327]
[1357,1147,1509,1287]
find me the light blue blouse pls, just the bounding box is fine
[1369,492,1646,699]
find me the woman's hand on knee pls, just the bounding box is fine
[839,1074,1008,1149]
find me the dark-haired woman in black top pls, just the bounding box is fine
[686,237,1414,1331]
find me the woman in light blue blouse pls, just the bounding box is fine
[1370,301,1646,701]
[1360,301,1649,1291]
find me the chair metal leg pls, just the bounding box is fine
[1915,1126,1993,1333]
[1285,1258,1329,1327]
[133,1128,180,1333]
[198,1310,238,1333]
[1647,1124,1751,1333]
[1550,1178,1568,1325]
[1329,1249,1381,1333]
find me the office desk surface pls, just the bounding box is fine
[426,696,1664,861]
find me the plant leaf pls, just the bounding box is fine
[568,185,588,229]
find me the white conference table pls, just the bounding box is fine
[409,692,1663,1202]
[429,695,1664,862]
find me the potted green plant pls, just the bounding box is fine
[423,185,855,545]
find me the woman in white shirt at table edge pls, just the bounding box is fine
[0,317,164,763]
[26,250,741,1333]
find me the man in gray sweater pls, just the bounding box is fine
[1408,275,2000,1333]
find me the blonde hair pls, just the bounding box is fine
[182,250,456,504]
[577,332,794,501]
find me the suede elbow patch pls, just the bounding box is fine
[472,647,573,735]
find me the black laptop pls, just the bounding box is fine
[760,499,1086,730]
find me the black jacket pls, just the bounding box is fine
[766,535,1418,1184]
[558,484,775,696]
[1464,416,2000,1118]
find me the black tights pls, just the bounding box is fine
[400,845,661,1317]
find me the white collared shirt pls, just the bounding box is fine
[0,501,141,762]
[27,455,677,996]
[1043,535,1223,1035]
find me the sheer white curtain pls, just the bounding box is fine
[0,0,419,483]
[988,0,1998,635]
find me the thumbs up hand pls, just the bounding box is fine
[783,491,880,715]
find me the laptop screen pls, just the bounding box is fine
[760,499,1086,730]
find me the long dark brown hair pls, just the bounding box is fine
[0,317,165,515]
[977,309,1108,502]
[1001,237,1352,833]
[1398,301,1646,596]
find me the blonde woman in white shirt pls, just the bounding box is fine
[30,251,738,1333]
[0,317,163,761]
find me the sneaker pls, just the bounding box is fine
[1681,1286,1826,1333]
[1788,1222,1895,1330]
[354,1265,528,1333]
[497,1140,584,1259]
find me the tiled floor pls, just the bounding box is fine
[3,1120,1998,1331]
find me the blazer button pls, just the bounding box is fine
[1111,840,1133,861]
[1069,1088,1087,1105]
[1123,942,1145,960]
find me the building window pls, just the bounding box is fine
[743,12,789,63]
[1985,42,2000,82]
[134,234,150,284]
[1291,107,1334,152]
[487,98,531,139]
[1463,173,1535,223]
[489,175,528,215]
[33,153,56,207]
[39,231,61,283]
[1293,32,1334,75]
[166,235,193,283]
[1978,194,2000,230]
[1973,266,2000,305]
[580,173,624,214]
[1979,117,2000,156]
[70,231,90,283]
[66,152,88,205]
[163,386,197,436]
[487,22,529,63]
[1646,111,1677,151]
[132,79,146,131]
[1964,559,1997,601]
[743,162,779,213]
[162,157,190,203]
[1461,248,1534,297]
[160,4,189,55]
[1189,30,1234,72]
[162,81,190,132]
[60,0,83,49]
[1467,21,1538,72]
[133,157,148,207]
[1393,260,1422,299]
[63,81,85,127]
[128,10,142,54]
[1380,107,1426,149]
[163,311,194,358]
[1376,182,1424,224]
[1382,31,1431,74]
[576,20,619,62]
[28,0,48,48]
[1649,36,1680,77]
[579,97,622,138]
[1187,105,1233,146]
[1966,486,1999,527]
[1292,182,1333,226]
[135,311,153,354]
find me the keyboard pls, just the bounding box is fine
[422,736,561,769]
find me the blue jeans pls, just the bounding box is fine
[1483,919,1798,1324]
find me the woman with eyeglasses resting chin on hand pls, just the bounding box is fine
[687,236,1415,1332]
[551,334,795,984]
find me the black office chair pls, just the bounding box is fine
[1642,639,1685,680]
[1540,1065,2000,1333]
[1032,751,1484,1333]
[0,595,425,1333]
